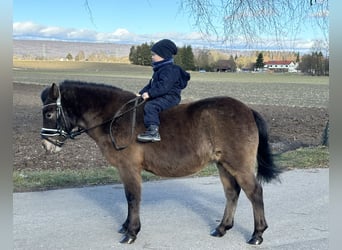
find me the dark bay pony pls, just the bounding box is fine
[40,80,281,245]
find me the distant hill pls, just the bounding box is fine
[13,39,299,66]
[13,39,132,61]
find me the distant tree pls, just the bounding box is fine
[129,46,138,64]
[86,51,108,62]
[195,49,210,71]
[139,43,152,66]
[295,52,300,63]
[298,51,329,76]
[315,51,325,76]
[75,50,85,61]
[229,55,237,72]
[130,43,195,70]
[298,54,312,74]
[184,45,196,70]
[174,45,195,70]
[255,52,264,70]
[66,53,73,61]
[129,43,152,66]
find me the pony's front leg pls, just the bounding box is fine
[117,167,142,244]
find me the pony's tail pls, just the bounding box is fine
[252,110,282,183]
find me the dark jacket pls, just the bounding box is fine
[139,62,190,100]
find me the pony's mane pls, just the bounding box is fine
[60,80,135,98]
[60,80,126,93]
[59,80,135,111]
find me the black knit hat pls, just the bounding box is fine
[151,39,177,59]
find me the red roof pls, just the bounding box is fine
[265,60,293,65]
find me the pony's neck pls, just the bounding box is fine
[60,81,135,135]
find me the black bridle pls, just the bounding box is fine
[40,92,75,147]
[40,87,145,150]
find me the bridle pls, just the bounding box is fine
[40,90,81,147]
[40,86,145,150]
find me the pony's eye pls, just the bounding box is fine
[45,112,54,119]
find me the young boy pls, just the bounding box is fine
[137,39,190,142]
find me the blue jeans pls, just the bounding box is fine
[143,95,180,127]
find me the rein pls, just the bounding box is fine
[41,89,145,150]
[109,96,145,150]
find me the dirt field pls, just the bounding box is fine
[13,80,328,171]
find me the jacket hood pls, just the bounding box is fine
[175,65,190,89]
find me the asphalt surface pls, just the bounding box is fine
[13,168,328,250]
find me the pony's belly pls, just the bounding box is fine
[145,161,209,178]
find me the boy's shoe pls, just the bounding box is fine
[137,125,161,142]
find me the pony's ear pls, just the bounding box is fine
[40,83,59,103]
[49,83,59,99]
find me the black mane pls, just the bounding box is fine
[60,80,124,92]
[58,80,136,112]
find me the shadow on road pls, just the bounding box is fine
[77,177,253,242]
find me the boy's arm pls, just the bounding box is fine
[138,80,152,95]
[147,70,177,98]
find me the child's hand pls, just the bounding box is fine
[141,92,150,100]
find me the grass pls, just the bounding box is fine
[274,146,329,170]
[13,146,329,192]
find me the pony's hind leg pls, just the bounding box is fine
[235,173,268,245]
[211,163,241,237]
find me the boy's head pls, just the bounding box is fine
[151,39,177,60]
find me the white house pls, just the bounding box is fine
[264,60,298,72]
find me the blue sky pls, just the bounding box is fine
[13,0,199,44]
[13,0,328,51]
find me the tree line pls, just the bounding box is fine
[129,43,329,75]
[129,42,237,71]
[297,52,329,76]
[129,42,196,70]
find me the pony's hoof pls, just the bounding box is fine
[247,236,263,245]
[120,234,136,244]
[210,229,225,237]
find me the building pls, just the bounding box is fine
[264,60,298,73]
[215,59,236,72]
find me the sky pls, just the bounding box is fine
[13,0,328,51]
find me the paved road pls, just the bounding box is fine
[13,168,328,250]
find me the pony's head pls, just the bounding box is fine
[40,83,74,153]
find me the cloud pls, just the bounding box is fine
[13,21,319,52]
[13,21,145,43]
[13,21,43,35]
[12,21,205,45]
[13,21,96,41]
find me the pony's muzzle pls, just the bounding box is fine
[41,139,62,154]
